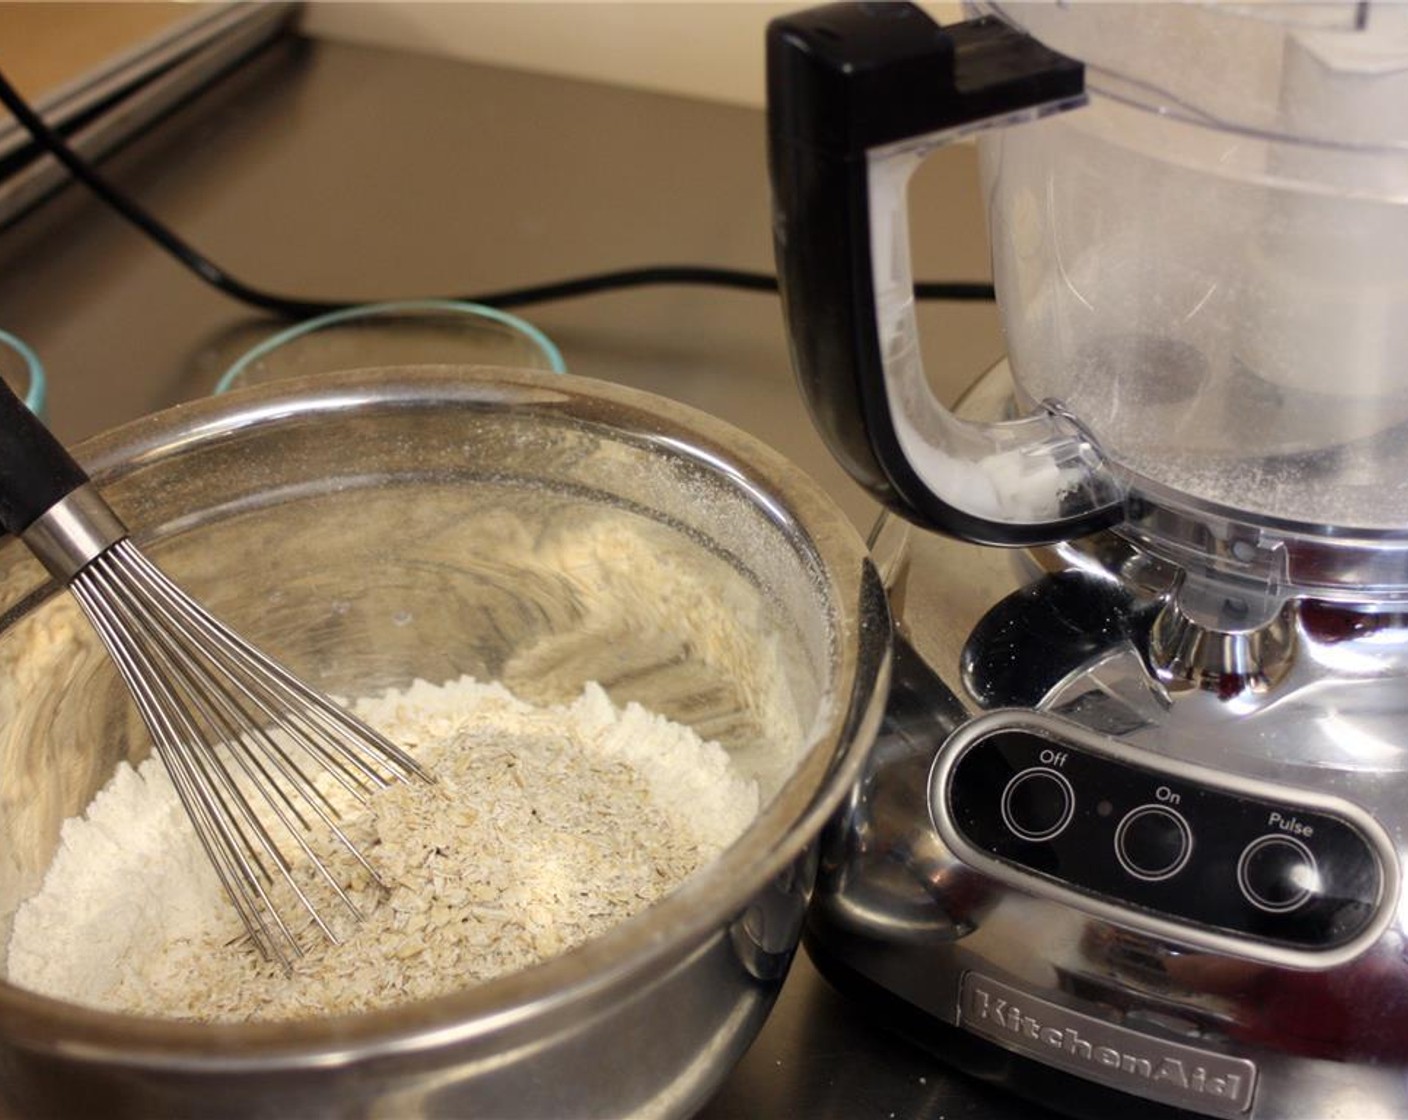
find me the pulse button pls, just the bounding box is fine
[1000,767,1075,842]
[1115,805,1193,881]
[1238,835,1319,913]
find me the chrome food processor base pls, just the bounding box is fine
[765,4,1408,1112]
[807,479,1408,1119]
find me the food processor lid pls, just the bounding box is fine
[978,0,1408,151]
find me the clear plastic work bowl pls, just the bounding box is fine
[977,1,1408,531]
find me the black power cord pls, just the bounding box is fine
[0,67,995,317]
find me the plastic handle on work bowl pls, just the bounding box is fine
[766,2,1125,547]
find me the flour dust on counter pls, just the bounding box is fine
[5,676,760,1022]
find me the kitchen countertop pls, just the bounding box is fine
[0,1,202,101]
[0,25,1041,1119]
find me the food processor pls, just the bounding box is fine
[767,2,1408,1116]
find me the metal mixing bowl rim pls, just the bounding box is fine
[0,365,892,1068]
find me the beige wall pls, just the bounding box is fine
[301,2,966,109]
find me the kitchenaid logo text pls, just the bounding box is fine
[960,974,1256,1118]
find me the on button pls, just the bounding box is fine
[1115,805,1193,882]
[1000,767,1075,842]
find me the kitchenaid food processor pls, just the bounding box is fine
[768,2,1408,1116]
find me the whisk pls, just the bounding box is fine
[0,379,431,967]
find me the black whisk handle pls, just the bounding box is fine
[0,375,90,535]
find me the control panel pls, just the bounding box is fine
[931,713,1395,960]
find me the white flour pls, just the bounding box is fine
[4,676,759,1022]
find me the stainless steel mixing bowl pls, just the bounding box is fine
[0,366,890,1119]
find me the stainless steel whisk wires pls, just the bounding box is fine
[68,527,433,967]
[0,381,431,968]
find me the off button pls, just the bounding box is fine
[1000,767,1075,842]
